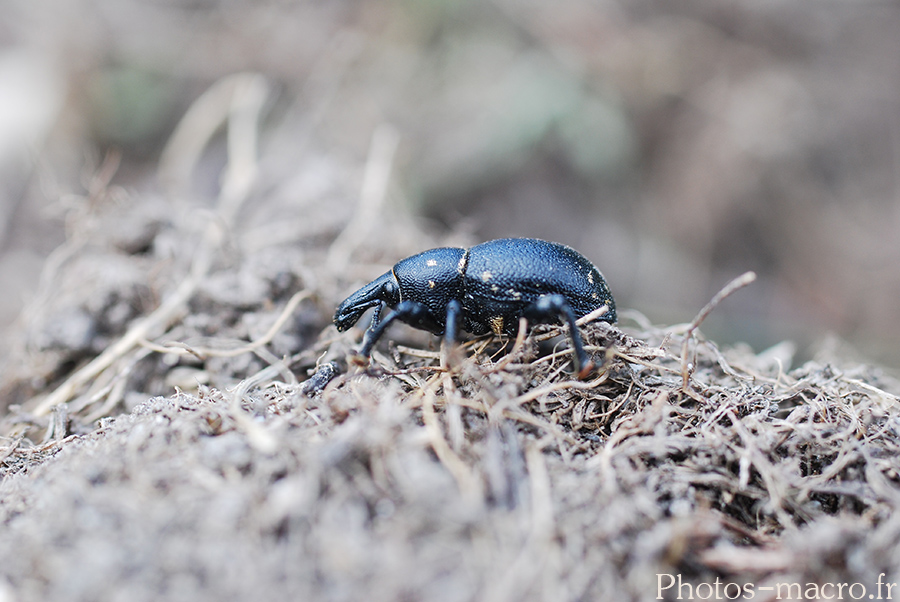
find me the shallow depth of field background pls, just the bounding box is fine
[1,0,899,368]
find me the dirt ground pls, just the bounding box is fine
[0,75,898,601]
[3,3,900,601]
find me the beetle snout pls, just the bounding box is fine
[333,302,366,332]
[334,270,400,332]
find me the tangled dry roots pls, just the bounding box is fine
[2,312,900,601]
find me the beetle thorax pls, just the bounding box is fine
[392,247,467,315]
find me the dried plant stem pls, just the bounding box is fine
[496,373,608,412]
[137,290,310,359]
[681,271,757,393]
[423,376,482,500]
[576,304,611,326]
[482,445,560,602]
[327,124,400,271]
[488,317,529,373]
[33,74,269,417]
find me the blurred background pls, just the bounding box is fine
[1,0,899,368]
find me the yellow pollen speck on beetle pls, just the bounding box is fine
[587,272,594,284]
[428,280,436,288]
[490,316,504,335]
[426,259,438,267]
[481,270,492,282]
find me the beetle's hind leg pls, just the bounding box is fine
[525,294,595,379]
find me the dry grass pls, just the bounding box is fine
[3,297,900,601]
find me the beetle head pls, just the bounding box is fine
[334,271,400,332]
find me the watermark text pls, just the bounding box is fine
[657,572,896,600]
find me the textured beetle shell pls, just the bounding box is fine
[459,238,615,335]
[376,238,616,336]
[334,237,615,340]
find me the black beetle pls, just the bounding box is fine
[334,238,616,377]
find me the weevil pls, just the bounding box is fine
[333,238,616,378]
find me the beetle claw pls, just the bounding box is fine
[576,359,596,380]
[348,351,370,369]
[441,341,464,372]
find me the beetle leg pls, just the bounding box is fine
[525,294,595,379]
[370,302,385,329]
[441,299,463,370]
[444,299,462,348]
[358,300,433,358]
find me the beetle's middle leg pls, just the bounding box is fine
[440,299,463,370]
[525,294,595,379]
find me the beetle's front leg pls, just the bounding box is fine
[369,302,385,329]
[358,300,433,359]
